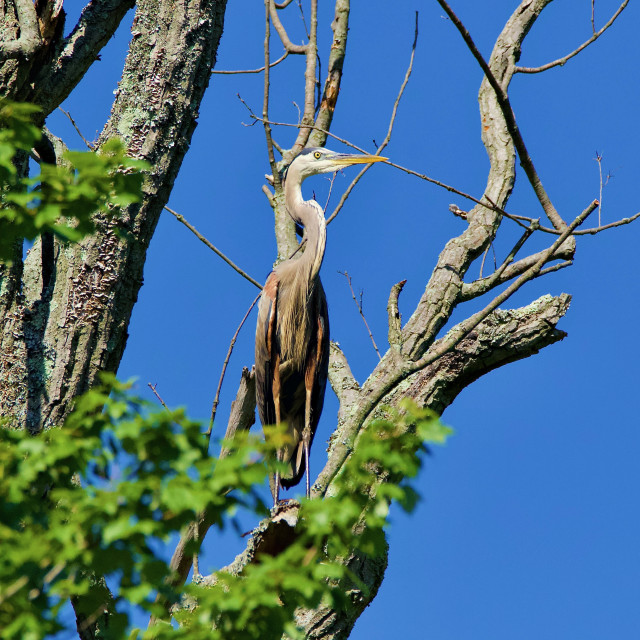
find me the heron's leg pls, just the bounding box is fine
[304,439,310,499]
[272,354,282,507]
[303,386,313,500]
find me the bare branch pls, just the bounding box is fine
[516,1,629,74]
[206,293,261,441]
[485,197,640,236]
[307,0,351,148]
[263,1,282,192]
[321,199,595,496]
[323,172,338,213]
[212,51,289,75]
[268,0,308,54]
[147,383,171,413]
[326,11,417,224]
[479,222,537,292]
[163,206,262,290]
[290,0,318,152]
[385,293,573,415]
[339,271,382,360]
[57,108,95,150]
[296,0,310,40]
[537,260,573,278]
[573,210,640,235]
[274,0,295,7]
[437,0,566,231]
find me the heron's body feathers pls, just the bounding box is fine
[254,147,385,504]
[255,268,329,490]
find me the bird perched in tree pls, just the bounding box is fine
[255,147,386,506]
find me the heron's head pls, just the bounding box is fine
[286,147,387,181]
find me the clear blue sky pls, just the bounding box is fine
[51,1,640,637]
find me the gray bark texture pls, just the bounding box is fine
[0,0,597,638]
[0,0,228,433]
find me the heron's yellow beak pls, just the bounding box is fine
[332,154,388,166]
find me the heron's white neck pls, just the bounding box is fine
[285,177,327,281]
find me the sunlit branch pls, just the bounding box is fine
[206,293,262,440]
[164,206,262,290]
[212,51,289,74]
[516,1,629,74]
[268,0,308,53]
[339,271,382,360]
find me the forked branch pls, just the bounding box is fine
[516,1,629,74]
[268,0,308,54]
[437,0,566,231]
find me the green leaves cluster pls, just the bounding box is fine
[0,375,451,640]
[0,376,271,639]
[0,100,147,260]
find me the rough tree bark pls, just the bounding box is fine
[0,0,632,638]
[0,0,227,433]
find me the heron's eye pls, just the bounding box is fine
[313,151,322,160]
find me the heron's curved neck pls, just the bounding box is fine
[285,176,327,280]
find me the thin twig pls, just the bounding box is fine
[263,2,281,191]
[596,151,603,226]
[338,271,382,360]
[323,172,337,213]
[516,1,628,73]
[212,51,289,75]
[164,205,262,290]
[297,0,310,40]
[592,0,596,34]
[437,0,566,231]
[57,107,95,149]
[290,0,318,151]
[326,11,418,225]
[594,151,613,227]
[538,260,573,278]
[206,293,261,441]
[148,383,171,413]
[470,222,538,299]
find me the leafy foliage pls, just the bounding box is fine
[0,375,450,640]
[0,100,147,260]
[0,376,271,639]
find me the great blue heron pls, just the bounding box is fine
[255,147,386,506]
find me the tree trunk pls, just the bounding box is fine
[0,0,228,432]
